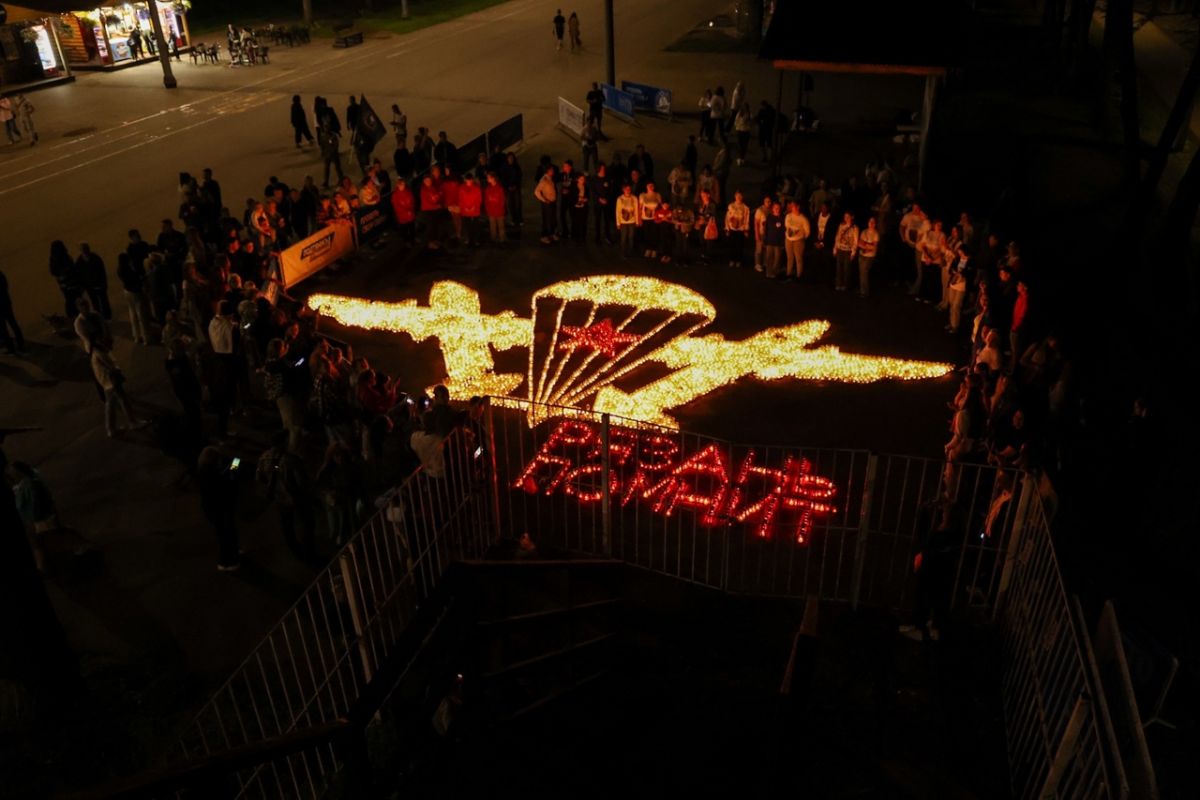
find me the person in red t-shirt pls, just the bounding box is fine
[391,180,416,244]
[419,175,444,250]
[484,172,507,243]
[459,175,483,247]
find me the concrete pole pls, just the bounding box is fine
[605,0,615,86]
[303,0,313,26]
[918,74,938,194]
[148,1,177,89]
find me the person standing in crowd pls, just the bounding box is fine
[586,82,604,138]
[696,190,719,262]
[89,332,142,438]
[49,240,80,319]
[76,244,112,321]
[433,131,457,168]
[783,201,809,282]
[946,244,971,334]
[638,181,662,259]
[724,190,749,268]
[733,102,753,165]
[615,183,639,257]
[14,94,37,145]
[755,100,777,162]
[900,202,929,296]
[671,201,695,266]
[319,125,344,189]
[484,172,507,244]
[557,160,577,239]
[393,137,414,181]
[391,178,417,244]
[207,300,239,439]
[390,103,408,143]
[261,338,305,452]
[198,447,241,572]
[628,143,654,183]
[345,95,360,139]
[115,252,150,345]
[571,173,589,243]
[1,96,20,145]
[0,268,25,355]
[763,201,785,278]
[753,194,771,272]
[459,173,484,247]
[502,152,523,227]
[568,12,581,50]
[917,219,947,303]
[164,335,202,432]
[581,118,600,172]
[810,201,835,282]
[708,86,728,145]
[667,161,692,209]
[290,95,314,147]
[833,211,859,292]
[856,217,880,297]
[697,89,713,142]
[591,163,613,245]
[256,431,316,564]
[552,9,566,50]
[535,165,558,244]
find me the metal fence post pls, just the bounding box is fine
[600,413,612,557]
[993,472,1036,621]
[486,397,504,545]
[849,454,879,610]
[338,547,375,685]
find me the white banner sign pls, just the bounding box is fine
[279,221,356,289]
[557,96,585,138]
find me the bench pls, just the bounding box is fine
[332,22,364,48]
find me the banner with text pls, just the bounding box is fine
[621,80,672,115]
[600,83,636,121]
[279,221,356,288]
[354,202,392,246]
[557,96,585,138]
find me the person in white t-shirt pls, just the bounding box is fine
[899,203,929,296]
[833,212,859,292]
[753,195,772,272]
[615,183,639,258]
[783,202,810,281]
[724,191,750,268]
[856,217,880,297]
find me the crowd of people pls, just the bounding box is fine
[5,76,1073,589]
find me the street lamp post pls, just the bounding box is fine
[148,2,177,89]
[604,0,614,86]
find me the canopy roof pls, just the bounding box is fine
[759,1,956,77]
[5,0,178,18]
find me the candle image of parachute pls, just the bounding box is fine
[306,275,954,429]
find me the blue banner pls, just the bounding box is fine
[621,81,672,115]
[600,83,636,119]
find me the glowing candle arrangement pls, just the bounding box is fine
[308,275,953,428]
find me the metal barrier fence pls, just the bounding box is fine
[175,429,490,799]
[997,480,1125,800]
[171,398,1119,800]
[486,398,1020,614]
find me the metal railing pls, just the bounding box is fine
[174,429,490,799]
[996,478,1126,800]
[486,398,1020,614]
[162,397,1118,800]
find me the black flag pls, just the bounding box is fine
[356,96,388,149]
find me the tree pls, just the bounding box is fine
[147,4,177,89]
[303,0,313,26]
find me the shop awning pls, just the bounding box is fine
[7,1,177,14]
[3,4,62,22]
[759,1,957,77]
